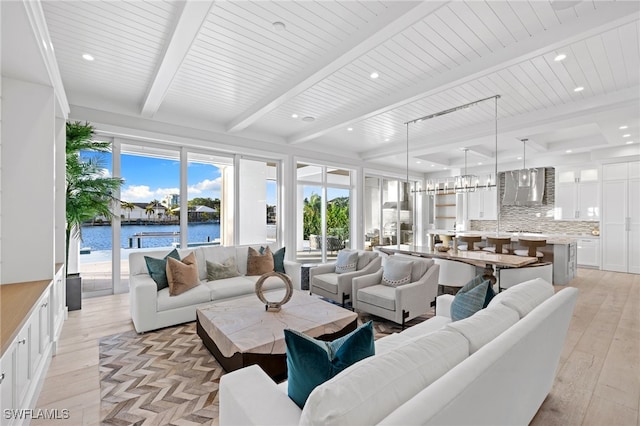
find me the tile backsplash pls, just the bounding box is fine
[469,167,599,236]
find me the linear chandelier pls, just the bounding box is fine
[406,95,501,196]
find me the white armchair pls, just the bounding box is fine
[309,250,382,307]
[353,255,440,328]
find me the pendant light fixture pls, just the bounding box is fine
[454,148,478,193]
[518,139,531,188]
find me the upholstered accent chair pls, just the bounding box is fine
[353,254,440,328]
[309,250,382,307]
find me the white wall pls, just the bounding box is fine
[54,115,65,265]
[1,77,55,284]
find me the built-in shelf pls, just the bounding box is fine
[435,203,456,207]
[436,216,456,219]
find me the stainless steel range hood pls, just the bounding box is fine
[502,168,545,206]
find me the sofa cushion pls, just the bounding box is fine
[357,285,396,311]
[300,329,469,425]
[391,254,433,282]
[450,275,494,321]
[312,273,338,295]
[247,246,274,275]
[357,251,377,270]
[167,252,201,296]
[398,315,452,340]
[286,321,375,408]
[156,283,211,312]
[204,276,255,300]
[144,248,180,291]
[335,250,358,274]
[488,277,555,318]
[382,258,413,287]
[445,303,520,354]
[206,257,241,281]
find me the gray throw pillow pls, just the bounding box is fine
[335,250,358,274]
[382,258,413,287]
[206,257,241,281]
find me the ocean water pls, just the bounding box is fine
[80,223,221,251]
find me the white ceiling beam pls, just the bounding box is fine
[225,1,449,133]
[141,0,215,118]
[288,3,640,145]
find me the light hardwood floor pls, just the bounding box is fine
[34,268,639,425]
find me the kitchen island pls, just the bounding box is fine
[425,230,578,285]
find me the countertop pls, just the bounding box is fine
[427,229,596,244]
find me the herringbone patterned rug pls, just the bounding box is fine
[99,310,434,425]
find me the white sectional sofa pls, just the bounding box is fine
[219,278,578,425]
[129,244,301,333]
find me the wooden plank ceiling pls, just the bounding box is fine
[42,0,640,172]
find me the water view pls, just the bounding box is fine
[80,223,221,251]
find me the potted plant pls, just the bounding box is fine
[66,121,123,310]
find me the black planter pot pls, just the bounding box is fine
[66,273,82,311]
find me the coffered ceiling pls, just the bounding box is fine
[40,0,640,174]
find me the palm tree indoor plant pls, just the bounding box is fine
[66,121,123,310]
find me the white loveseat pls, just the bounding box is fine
[219,278,578,425]
[129,244,301,333]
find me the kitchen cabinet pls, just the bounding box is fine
[576,237,600,268]
[0,277,62,425]
[554,166,599,221]
[467,188,497,220]
[602,161,640,273]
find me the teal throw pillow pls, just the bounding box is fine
[285,321,375,408]
[450,275,494,321]
[260,246,286,273]
[144,249,180,291]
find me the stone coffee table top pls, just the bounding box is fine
[196,289,357,358]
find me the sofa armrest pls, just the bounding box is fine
[220,365,301,426]
[352,269,383,310]
[309,262,336,280]
[283,260,302,290]
[435,294,455,319]
[129,274,158,333]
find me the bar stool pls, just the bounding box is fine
[514,238,546,258]
[482,237,512,255]
[457,235,482,251]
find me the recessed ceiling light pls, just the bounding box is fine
[626,141,634,145]
[477,162,483,165]
[82,53,94,61]
[302,116,315,122]
[416,160,422,164]
[430,164,435,167]
[574,86,584,92]
[347,127,353,132]
[554,53,567,62]
[370,72,379,79]
[517,156,522,160]
[619,125,628,130]
[291,113,298,118]
[623,134,631,138]
[384,138,390,142]
[272,22,286,31]
[566,150,572,153]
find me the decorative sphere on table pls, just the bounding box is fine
[255,272,293,312]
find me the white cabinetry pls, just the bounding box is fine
[554,166,600,220]
[576,237,600,268]
[467,188,497,220]
[602,161,640,273]
[0,281,59,425]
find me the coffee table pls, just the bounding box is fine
[196,289,358,382]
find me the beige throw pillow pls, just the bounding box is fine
[166,252,200,296]
[247,246,274,276]
[206,257,241,281]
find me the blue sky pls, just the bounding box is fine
[88,151,349,206]
[88,152,276,205]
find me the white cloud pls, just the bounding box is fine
[188,178,222,195]
[121,185,179,202]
